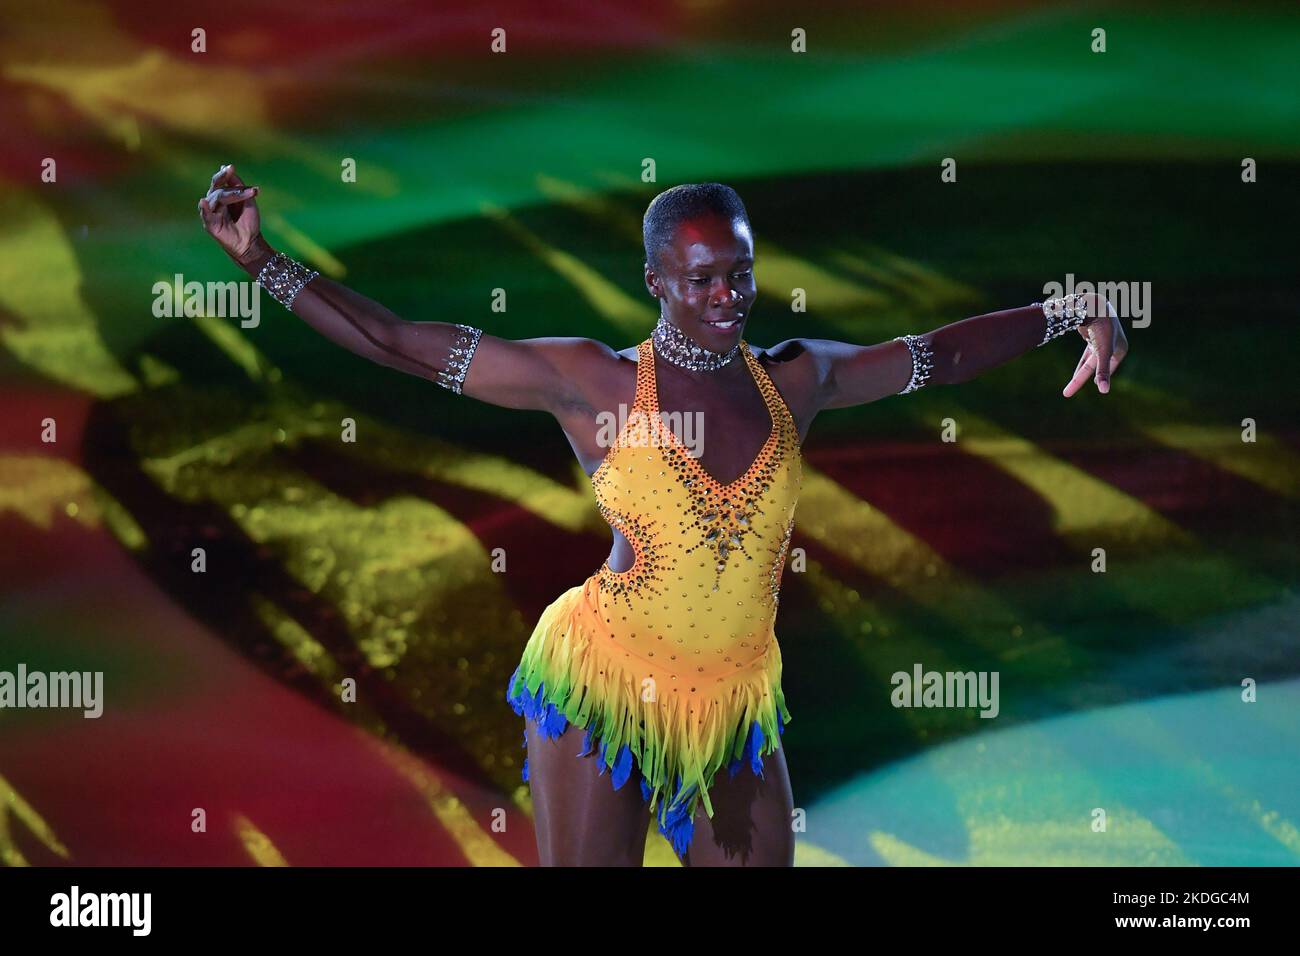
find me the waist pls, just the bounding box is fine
[527,576,785,691]
[581,572,778,665]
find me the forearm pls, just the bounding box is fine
[926,303,1051,386]
[822,293,1113,407]
[235,239,450,379]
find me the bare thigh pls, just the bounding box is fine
[681,744,795,867]
[525,720,651,866]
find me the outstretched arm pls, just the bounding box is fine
[792,296,1128,412]
[198,164,604,413]
[238,252,599,411]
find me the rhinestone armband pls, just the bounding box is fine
[435,323,483,394]
[255,252,319,311]
[894,333,934,394]
[1034,293,1090,347]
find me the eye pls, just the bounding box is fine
[688,277,709,285]
[734,270,753,279]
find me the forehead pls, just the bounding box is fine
[664,215,753,268]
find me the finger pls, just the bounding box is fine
[1073,342,1095,377]
[1062,346,1097,398]
[197,197,224,233]
[1092,326,1115,394]
[208,186,259,208]
[209,163,247,189]
[1062,354,1090,397]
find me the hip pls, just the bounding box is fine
[517,576,784,691]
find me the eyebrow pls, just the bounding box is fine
[686,256,753,269]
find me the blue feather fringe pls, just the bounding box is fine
[659,787,697,857]
[506,666,784,856]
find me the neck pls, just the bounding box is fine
[652,315,742,372]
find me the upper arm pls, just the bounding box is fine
[459,334,616,412]
[820,337,919,409]
[774,337,919,411]
[380,321,615,413]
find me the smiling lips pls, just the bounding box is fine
[704,312,744,331]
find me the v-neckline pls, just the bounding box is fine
[643,339,779,494]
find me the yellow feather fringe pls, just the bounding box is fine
[509,576,791,824]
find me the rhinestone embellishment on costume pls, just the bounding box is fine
[590,337,801,603]
[768,514,796,609]
[653,340,792,592]
[595,501,673,609]
[675,468,778,592]
[510,333,803,861]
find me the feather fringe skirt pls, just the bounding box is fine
[506,576,791,856]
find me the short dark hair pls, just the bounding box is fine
[642,183,751,272]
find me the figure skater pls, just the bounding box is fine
[199,166,1127,866]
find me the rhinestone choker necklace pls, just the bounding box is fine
[651,315,742,371]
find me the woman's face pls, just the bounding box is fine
[647,214,756,349]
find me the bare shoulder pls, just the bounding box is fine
[544,339,642,466]
[751,337,813,365]
[751,337,825,397]
[538,337,640,418]
[526,336,631,410]
[542,336,626,368]
[749,338,828,439]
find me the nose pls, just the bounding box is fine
[712,284,741,308]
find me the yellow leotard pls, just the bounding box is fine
[506,336,801,854]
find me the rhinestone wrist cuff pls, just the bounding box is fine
[894,334,935,394]
[435,324,483,394]
[1034,293,1090,347]
[255,252,319,311]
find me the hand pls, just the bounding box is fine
[1062,294,1128,397]
[197,163,272,271]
